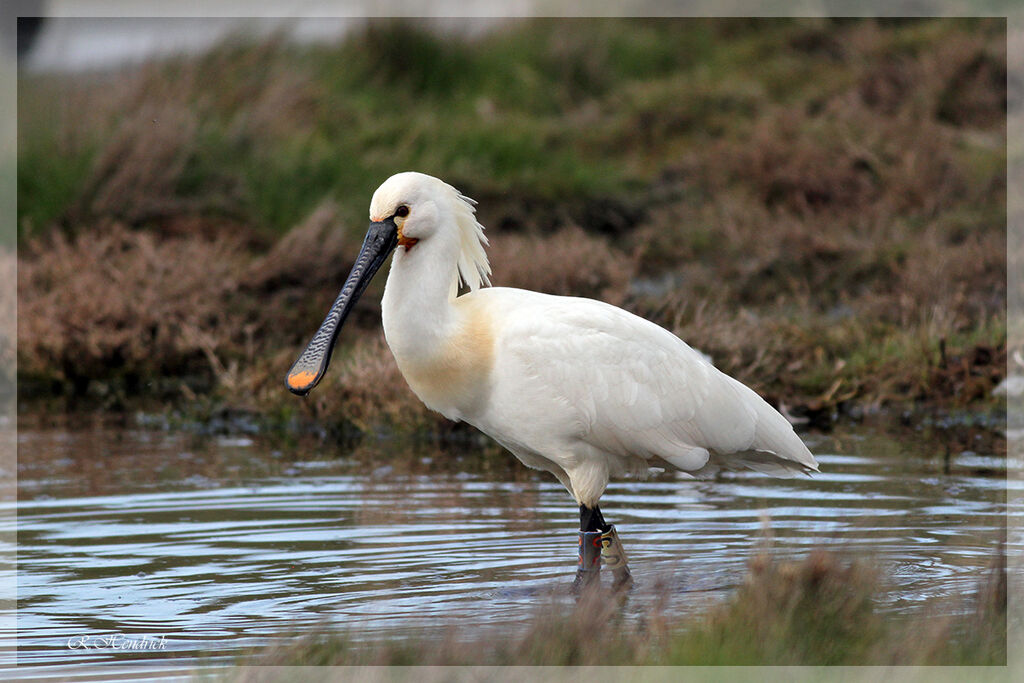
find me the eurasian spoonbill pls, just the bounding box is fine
[287,172,818,589]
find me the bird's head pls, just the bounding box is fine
[369,173,490,289]
[368,171,446,251]
[285,172,490,396]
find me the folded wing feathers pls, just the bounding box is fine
[511,297,818,478]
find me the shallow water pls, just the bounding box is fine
[10,419,1017,673]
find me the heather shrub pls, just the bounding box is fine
[18,224,250,396]
[487,225,635,305]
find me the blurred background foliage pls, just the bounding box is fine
[16,17,1007,435]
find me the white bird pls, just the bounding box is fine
[287,172,818,589]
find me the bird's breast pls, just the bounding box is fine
[388,298,496,421]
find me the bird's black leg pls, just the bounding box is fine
[580,504,607,533]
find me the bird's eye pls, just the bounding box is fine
[395,205,410,218]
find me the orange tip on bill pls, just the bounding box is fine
[287,370,317,392]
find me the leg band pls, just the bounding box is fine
[578,530,603,573]
[599,525,628,570]
[600,524,633,590]
[573,530,603,591]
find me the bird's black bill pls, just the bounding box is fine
[285,218,398,396]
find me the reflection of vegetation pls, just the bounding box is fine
[17,18,1007,432]
[240,547,1006,667]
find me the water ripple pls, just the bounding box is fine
[14,424,1014,671]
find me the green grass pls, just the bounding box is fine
[17,17,1006,240]
[8,18,928,237]
[16,79,99,237]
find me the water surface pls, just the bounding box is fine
[12,419,1015,673]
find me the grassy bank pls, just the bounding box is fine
[236,547,1007,668]
[16,17,1007,434]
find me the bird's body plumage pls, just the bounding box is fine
[386,284,817,507]
[370,172,817,508]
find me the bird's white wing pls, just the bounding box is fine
[498,292,817,477]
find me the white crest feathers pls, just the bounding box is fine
[448,186,491,293]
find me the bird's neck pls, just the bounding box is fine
[380,237,495,422]
[381,237,460,362]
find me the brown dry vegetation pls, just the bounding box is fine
[16,18,1007,434]
[18,224,251,398]
[488,225,635,305]
[239,546,1007,668]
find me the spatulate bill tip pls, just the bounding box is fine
[285,369,319,396]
